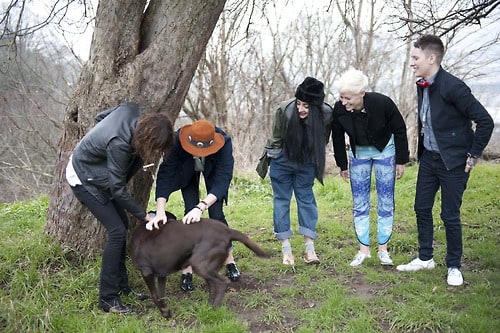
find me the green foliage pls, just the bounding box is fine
[1,164,499,332]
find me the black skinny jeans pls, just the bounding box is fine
[180,172,227,224]
[414,150,470,268]
[71,185,130,303]
[179,172,232,248]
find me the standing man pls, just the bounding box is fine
[396,35,494,286]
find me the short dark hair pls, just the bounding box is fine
[132,113,174,163]
[414,35,445,64]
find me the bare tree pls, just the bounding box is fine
[183,1,347,170]
[1,0,498,255]
[28,0,225,257]
[0,33,80,202]
[391,0,500,38]
[184,0,499,168]
[1,0,95,54]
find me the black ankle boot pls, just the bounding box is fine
[226,263,240,282]
[98,298,133,314]
[180,273,194,292]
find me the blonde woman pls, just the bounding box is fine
[331,69,409,267]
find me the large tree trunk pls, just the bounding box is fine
[45,0,226,257]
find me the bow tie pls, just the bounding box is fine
[416,79,431,88]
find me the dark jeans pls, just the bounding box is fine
[180,172,231,249]
[180,172,227,224]
[414,150,469,268]
[71,185,129,303]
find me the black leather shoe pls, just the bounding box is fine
[226,263,240,282]
[180,273,194,292]
[120,288,149,301]
[98,299,133,314]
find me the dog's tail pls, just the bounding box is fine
[229,229,270,258]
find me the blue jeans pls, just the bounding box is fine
[414,150,469,268]
[349,144,396,246]
[269,152,318,240]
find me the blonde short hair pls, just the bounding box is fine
[337,68,369,94]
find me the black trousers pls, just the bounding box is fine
[414,150,469,268]
[180,172,227,224]
[179,173,232,248]
[71,185,129,303]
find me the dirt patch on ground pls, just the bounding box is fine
[226,273,302,332]
[136,264,395,332]
[225,268,389,332]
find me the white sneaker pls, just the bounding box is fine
[377,251,394,266]
[396,257,435,271]
[350,252,371,267]
[447,267,463,286]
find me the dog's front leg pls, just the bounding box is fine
[143,274,171,318]
[157,276,166,299]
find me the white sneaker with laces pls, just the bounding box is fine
[396,257,435,271]
[377,251,394,266]
[350,251,371,267]
[447,267,463,286]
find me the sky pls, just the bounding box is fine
[2,0,97,60]
[8,0,500,108]
[16,1,499,63]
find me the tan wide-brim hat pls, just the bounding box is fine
[179,120,225,157]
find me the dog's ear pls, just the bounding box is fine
[166,211,177,220]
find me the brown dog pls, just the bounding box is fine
[130,212,269,318]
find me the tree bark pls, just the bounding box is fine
[44,0,226,257]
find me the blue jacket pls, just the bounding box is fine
[155,127,234,203]
[71,103,146,220]
[417,67,494,170]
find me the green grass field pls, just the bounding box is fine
[1,163,498,332]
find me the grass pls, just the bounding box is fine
[0,163,499,332]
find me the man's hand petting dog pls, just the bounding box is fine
[182,207,203,224]
[145,212,167,230]
[145,207,203,230]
